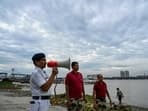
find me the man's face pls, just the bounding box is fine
[97,75,103,81]
[73,64,79,71]
[35,57,46,68]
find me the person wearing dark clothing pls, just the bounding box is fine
[116,88,124,104]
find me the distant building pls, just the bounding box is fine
[87,74,97,80]
[0,72,8,80]
[120,70,130,78]
[120,71,125,78]
[9,73,31,83]
[125,70,129,77]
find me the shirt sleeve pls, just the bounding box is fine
[65,74,69,85]
[79,73,83,82]
[103,82,107,92]
[93,82,96,91]
[32,72,46,88]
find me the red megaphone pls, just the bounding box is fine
[47,61,58,67]
[47,58,70,70]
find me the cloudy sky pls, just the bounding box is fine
[0,0,148,77]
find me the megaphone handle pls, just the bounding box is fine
[54,75,58,99]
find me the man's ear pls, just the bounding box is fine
[34,60,39,66]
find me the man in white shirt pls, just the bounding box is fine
[30,53,58,111]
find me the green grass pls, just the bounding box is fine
[50,94,132,111]
[0,81,21,89]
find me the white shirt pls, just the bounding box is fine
[30,67,51,96]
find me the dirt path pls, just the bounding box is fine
[0,91,66,111]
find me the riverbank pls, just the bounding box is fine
[0,89,148,111]
[50,93,148,111]
[0,81,148,111]
[0,90,31,111]
[0,90,66,111]
[0,81,66,111]
[1,90,148,111]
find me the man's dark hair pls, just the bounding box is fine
[97,74,103,78]
[32,53,45,64]
[71,61,78,68]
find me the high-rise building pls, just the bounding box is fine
[125,70,129,77]
[120,70,130,78]
[120,71,125,78]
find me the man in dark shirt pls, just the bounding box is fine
[116,88,124,104]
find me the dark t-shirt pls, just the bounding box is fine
[117,90,123,97]
[65,71,83,99]
[93,81,107,98]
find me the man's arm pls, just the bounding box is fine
[82,78,86,101]
[65,84,70,101]
[40,67,58,91]
[106,89,112,104]
[65,74,70,102]
[93,89,96,104]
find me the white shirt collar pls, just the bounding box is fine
[35,66,43,72]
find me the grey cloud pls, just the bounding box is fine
[0,0,148,76]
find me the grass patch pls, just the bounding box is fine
[0,80,21,89]
[50,94,132,111]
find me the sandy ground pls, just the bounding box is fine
[0,91,66,111]
[0,91,31,111]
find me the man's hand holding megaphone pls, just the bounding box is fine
[51,67,58,75]
[46,60,58,75]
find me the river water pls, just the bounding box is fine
[51,80,148,108]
